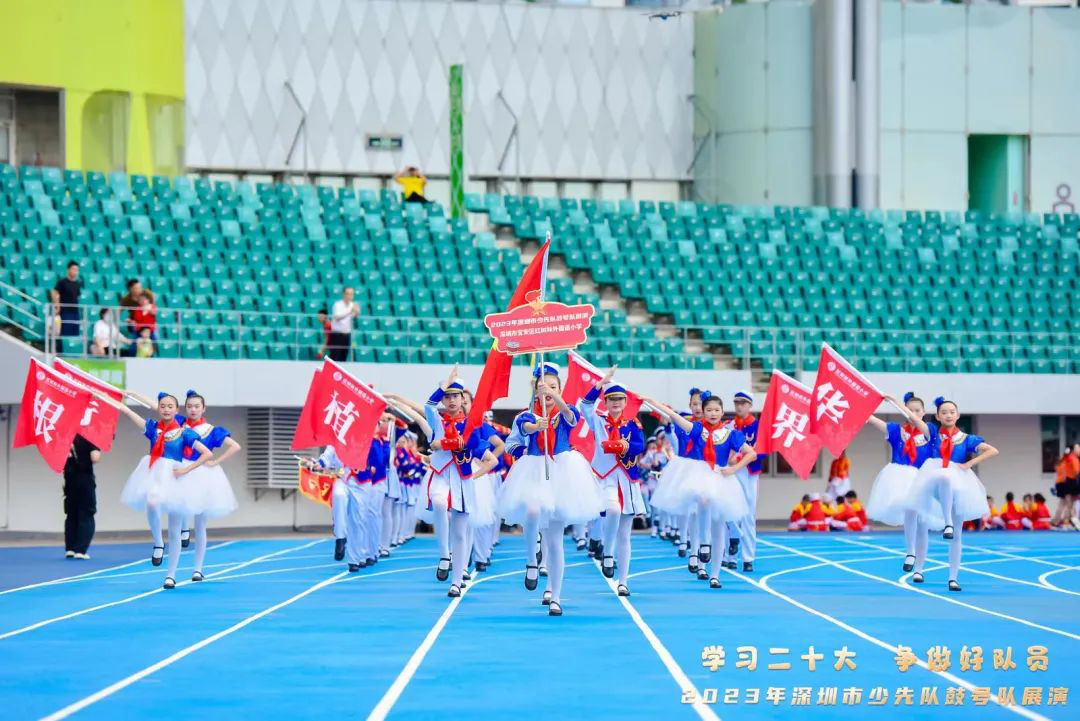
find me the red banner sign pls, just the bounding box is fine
[755,371,823,481]
[298,462,335,507]
[484,293,595,356]
[13,359,94,473]
[809,343,884,457]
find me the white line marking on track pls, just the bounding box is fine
[591,558,721,721]
[0,540,325,642]
[1037,566,1080,594]
[0,542,240,596]
[724,563,1051,721]
[759,539,1080,643]
[38,564,428,721]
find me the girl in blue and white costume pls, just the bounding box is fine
[178,389,240,581]
[387,369,498,598]
[906,397,998,592]
[864,391,933,573]
[646,393,755,589]
[498,362,604,616]
[100,390,214,588]
[649,388,704,556]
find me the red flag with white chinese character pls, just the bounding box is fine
[52,359,122,452]
[809,344,884,457]
[13,358,94,473]
[290,365,324,451]
[564,350,643,458]
[298,462,335,507]
[755,371,822,481]
[294,359,387,470]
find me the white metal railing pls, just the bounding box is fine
[0,280,46,344]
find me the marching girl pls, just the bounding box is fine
[579,368,646,597]
[362,412,396,565]
[726,391,761,572]
[907,397,998,591]
[471,410,509,572]
[497,362,605,616]
[649,388,704,555]
[379,420,407,557]
[386,369,498,598]
[100,390,214,588]
[646,393,755,588]
[864,392,933,572]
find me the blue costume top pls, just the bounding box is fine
[730,415,763,474]
[885,421,937,468]
[665,418,698,458]
[181,418,231,459]
[424,387,492,477]
[515,402,580,456]
[685,421,746,467]
[359,436,391,482]
[144,419,200,462]
[928,427,985,465]
[579,385,645,480]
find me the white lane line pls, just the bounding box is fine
[0,540,325,642]
[366,558,593,721]
[1037,566,1080,594]
[925,543,1077,570]
[38,564,426,721]
[0,542,240,596]
[833,537,1080,597]
[718,562,1050,721]
[591,558,721,721]
[759,539,1080,643]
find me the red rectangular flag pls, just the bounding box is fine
[299,359,387,470]
[52,358,122,452]
[755,371,822,481]
[564,349,643,458]
[809,343,884,457]
[464,235,551,437]
[298,462,335,507]
[13,358,94,473]
[290,365,324,451]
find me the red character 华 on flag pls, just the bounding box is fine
[809,343,885,457]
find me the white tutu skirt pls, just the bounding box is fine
[181,462,238,518]
[866,463,918,526]
[905,458,988,530]
[649,456,691,512]
[548,450,606,524]
[465,473,498,529]
[120,456,207,516]
[653,459,749,521]
[496,455,556,526]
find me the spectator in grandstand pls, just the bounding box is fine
[50,261,82,338]
[91,308,131,356]
[134,327,155,358]
[119,279,156,351]
[1053,443,1079,528]
[315,308,331,359]
[395,165,429,204]
[328,288,359,362]
[130,292,158,335]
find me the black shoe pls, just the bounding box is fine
[180,529,191,549]
[688,555,699,573]
[436,557,451,582]
[548,601,563,617]
[536,533,543,565]
[902,555,915,573]
[725,561,737,570]
[912,572,924,583]
[163,577,176,589]
[697,569,709,581]
[191,571,204,582]
[617,584,630,597]
[367,557,378,566]
[348,563,360,572]
[677,542,688,558]
[948,579,962,592]
[727,537,739,557]
[334,538,346,561]
[359,559,370,568]
[742,562,753,573]
[588,539,599,556]
[151,545,164,567]
[698,544,712,563]
[542,590,552,606]
[710,577,722,589]
[593,543,604,560]
[576,539,587,551]
[463,570,472,581]
[943,525,954,540]
[447,584,461,598]
[601,555,615,579]
[525,564,539,591]
[475,561,488,572]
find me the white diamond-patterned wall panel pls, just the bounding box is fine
[184,0,694,180]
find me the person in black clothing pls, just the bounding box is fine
[51,261,83,338]
[63,435,100,559]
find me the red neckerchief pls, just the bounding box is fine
[701,420,722,469]
[940,426,960,468]
[181,417,212,458]
[605,414,623,456]
[440,412,465,453]
[150,418,181,467]
[532,401,560,457]
[732,413,756,431]
[901,423,920,463]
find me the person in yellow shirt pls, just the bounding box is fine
[395,166,428,203]
[788,494,812,531]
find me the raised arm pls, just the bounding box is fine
[883,394,930,437]
[388,400,433,439]
[866,415,888,433]
[384,392,425,416]
[643,397,693,434]
[124,389,155,409]
[537,384,576,425]
[93,390,145,430]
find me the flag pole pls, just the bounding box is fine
[538,353,551,483]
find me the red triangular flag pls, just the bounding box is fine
[307,359,387,470]
[13,358,94,473]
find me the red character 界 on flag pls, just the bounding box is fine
[809,343,884,457]
[13,358,94,473]
[563,350,642,459]
[52,358,122,452]
[755,370,823,481]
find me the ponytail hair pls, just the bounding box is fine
[186,389,206,405]
[157,392,178,406]
[934,396,957,411]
